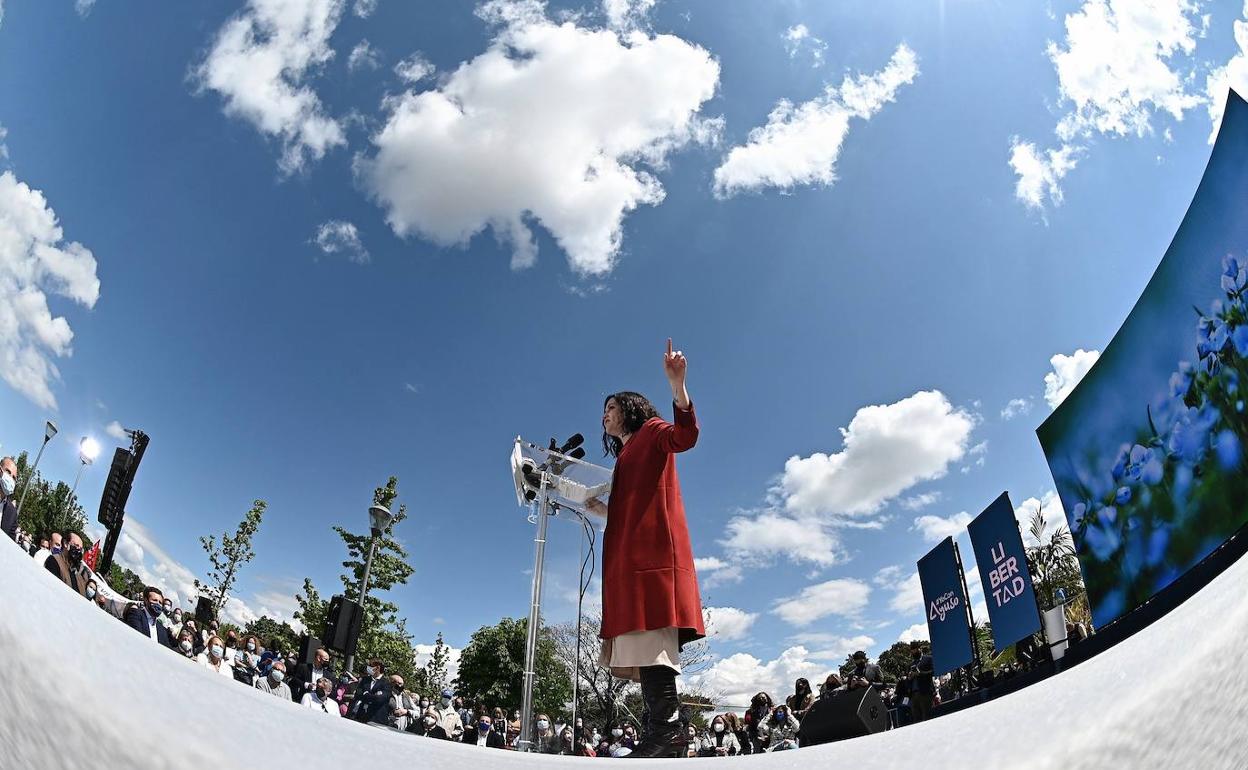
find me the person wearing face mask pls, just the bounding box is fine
[464,714,506,749]
[764,704,800,751]
[0,456,19,541]
[157,599,175,629]
[348,659,393,723]
[300,677,341,717]
[255,659,291,698]
[222,631,240,663]
[433,688,463,740]
[31,531,62,566]
[386,675,418,731]
[123,586,176,648]
[532,713,558,754]
[175,630,198,660]
[698,715,740,757]
[196,635,235,677]
[608,722,634,756]
[168,608,184,638]
[290,646,336,704]
[44,531,91,597]
[412,708,448,738]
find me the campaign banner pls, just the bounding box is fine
[967,492,1041,651]
[917,537,974,676]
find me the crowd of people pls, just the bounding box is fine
[7,513,945,756]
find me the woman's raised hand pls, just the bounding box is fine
[663,338,687,386]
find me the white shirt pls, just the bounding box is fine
[195,653,235,677]
[145,611,159,642]
[300,692,341,716]
[476,731,489,747]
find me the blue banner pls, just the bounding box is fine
[967,492,1041,651]
[917,537,974,676]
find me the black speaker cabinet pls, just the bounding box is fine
[322,595,362,656]
[298,634,323,666]
[800,687,888,746]
[194,596,216,626]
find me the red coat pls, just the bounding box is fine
[600,403,705,646]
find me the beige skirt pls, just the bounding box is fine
[599,627,682,682]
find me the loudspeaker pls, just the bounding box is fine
[323,595,362,656]
[799,687,888,746]
[299,634,323,666]
[194,597,216,626]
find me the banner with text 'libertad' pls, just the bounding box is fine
[967,492,1041,652]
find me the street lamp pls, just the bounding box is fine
[63,436,101,521]
[344,503,395,675]
[15,420,58,514]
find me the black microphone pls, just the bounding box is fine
[567,447,586,460]
[559,433,585,454]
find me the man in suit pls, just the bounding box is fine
[462,713,507,749]
[347,659,393,723]
[0,457,18,542]
[123,586,175,648]
[289,646,336,703]
[44,531,91,597]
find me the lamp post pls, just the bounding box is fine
[63,436,101,522]
[15,420,58,514]
[344,503,395,676]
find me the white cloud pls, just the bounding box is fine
[394,53,434,84]
[718,510,843,568]
[413,640,462,685]
[1044,348,1101,409]
[353,0,377,18]
[684,645,827,708]
[105,420,127,440]
[713,43,917,197]
[885,568,923,616]
[1049,0,1203,142]
[897,622,928,643]
[1205,2,1248,142]
[194,0,347,174]
[911,510,973,542]
[1014,490,1068,546]
[1000,397,1034,420]
[1008,138,1080,211]
[347,39,381,73]
[786,632,875,662]
[117,532,145,567]
[772,578,871,627]
[899,491,942,511]
[0,170,101,409]
[603,0,656,31]
[778,390,975,519]
[359,1,720,276]
[75,0,96,18]
[1011,0,1204,210]
[783,23,826,68]
[313,220,368,263]
[702,606,759,641]
[694,556,727,572]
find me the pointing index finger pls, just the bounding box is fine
[667,337,673,356]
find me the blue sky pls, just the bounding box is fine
[1,0,1245,704]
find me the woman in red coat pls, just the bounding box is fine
[586,338,705,758]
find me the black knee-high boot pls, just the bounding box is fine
[628,666,683,758]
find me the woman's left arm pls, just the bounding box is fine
[656,338,698,452]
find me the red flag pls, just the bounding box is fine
[84,540,101,572]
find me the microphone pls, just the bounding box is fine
[567,447,586,460]
[559,434,584,454]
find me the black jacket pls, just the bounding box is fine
[289,662,337,702]
[0,498,16,541]
[123,605,174,648]
[413,723,449,739]
[349,676,393,723]
[461,728,506,748]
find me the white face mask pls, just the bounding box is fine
[0,472,15,497]
[611,729,623,738]
[424,717,436,727]
[180,640,193,652]
[537,720,549,730]
[713,723,724,733]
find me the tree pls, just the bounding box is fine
[1025,503,1086,612]
[13,451,87,542]
[195,499,266,619]
[877,640,926,683]
[105,562,146,600]
[423,632,452,694]
[453,616,570,718]
[244,616,301,655]
[294,477,418,680]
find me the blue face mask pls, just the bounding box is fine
[210,645,224,659]
[148,602,164,617]
[478,722,491,733]
[51,546,62,555]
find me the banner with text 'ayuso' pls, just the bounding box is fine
[917,536,974,676]
[967,492,1041,652]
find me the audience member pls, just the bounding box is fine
[300,677,341,717]
[786,677,814,721]
[909,642,935,723]
[175,630,198,660]
[44,531,90,596]
[255,660,291,699]
[348,659,393,723]
[764,704,800,751]
[197,635,234,677]
[745,692,773,753]
[434,688,464,740]
[699,714,740,757]
[0,457,18,541]
[290,646,335,703]
[123,586,175,647]
[464,713,506,748]
[413,708,448,738]
[387,675,418,730]
[846,650,885,692]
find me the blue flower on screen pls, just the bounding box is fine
[1200,352,1221,377]
[1114,486,1132,505]
[1167,406,1218,463]
[1233,326,1248,358]
[1084,511,1121,561]
[1168,363,1194,399]
[1146,526,1170,567]
[1110,446,1129,483]
[1222,253,1247,294]
[1214,429,1241,471]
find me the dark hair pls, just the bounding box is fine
[794,678,811,699]
[143,586,163,602]
[602,392,660,457]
